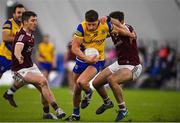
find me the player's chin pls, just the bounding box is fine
[18,18,22,22]
[89,29,95,32]
[31,27,36,32]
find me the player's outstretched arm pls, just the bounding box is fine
[110,17,125,29]
[100,16,134,38]
[100,16,125,29]
[113,25,135,38]
[14,42,24,64]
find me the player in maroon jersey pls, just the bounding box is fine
[92,11,142,122]
[7,11,66,119]
[64,41,76,91]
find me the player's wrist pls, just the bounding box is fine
[84,56,89,62]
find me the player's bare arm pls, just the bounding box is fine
[99,16,135,38]
[71,36,98,64]
[2,29,15,42]
[100,16,124,29]
[71,36,86,60]
[113,24,136,38]
[110,17,125,28]
[14,42,24,64]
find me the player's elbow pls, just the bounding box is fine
[2,31,12,42]
[2,34,9,42]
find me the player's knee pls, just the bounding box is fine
[77,79,86,88]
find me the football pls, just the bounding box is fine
[84,48,99,58]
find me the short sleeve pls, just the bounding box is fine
[16,34,25,44]
[129,25,134,32]
[3,20,12,30]
[74,24,84,38]
[126,24,134,32]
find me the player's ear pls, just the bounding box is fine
[121,20,124,24]
[13,13,15,18]
[23,20,28,25]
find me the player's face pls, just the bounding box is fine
[13,7,25,22]
[43,35,49,43]
[85,21,99,31]
[27,16,37,32]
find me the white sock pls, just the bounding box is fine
[118,102,126,111]
[7,89,14,95]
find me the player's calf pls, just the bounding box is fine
[34,76,66,119]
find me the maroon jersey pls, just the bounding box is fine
[110,24,140,65]
[12,28,35,71]
[67,42,76,61]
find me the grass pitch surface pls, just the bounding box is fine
[0,86,180,122]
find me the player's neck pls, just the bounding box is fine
[43,41,49,44]
[13,18,21,26]
[23,27,32,36]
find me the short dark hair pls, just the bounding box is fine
[109,11,124,22]
[85,10,98,22]
[22,11,37,23]
[13,4,24,13]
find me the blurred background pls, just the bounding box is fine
[0,0,180,90]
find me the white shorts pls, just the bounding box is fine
[108,61,142,80]
[16,63,43,77]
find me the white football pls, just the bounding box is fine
[84,48,99,57]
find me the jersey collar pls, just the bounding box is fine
[13,18,21,26]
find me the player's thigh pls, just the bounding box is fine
[109,68,133,84]
[93,67,112,87]
[24,72,46,84]
[77,66,97,84]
